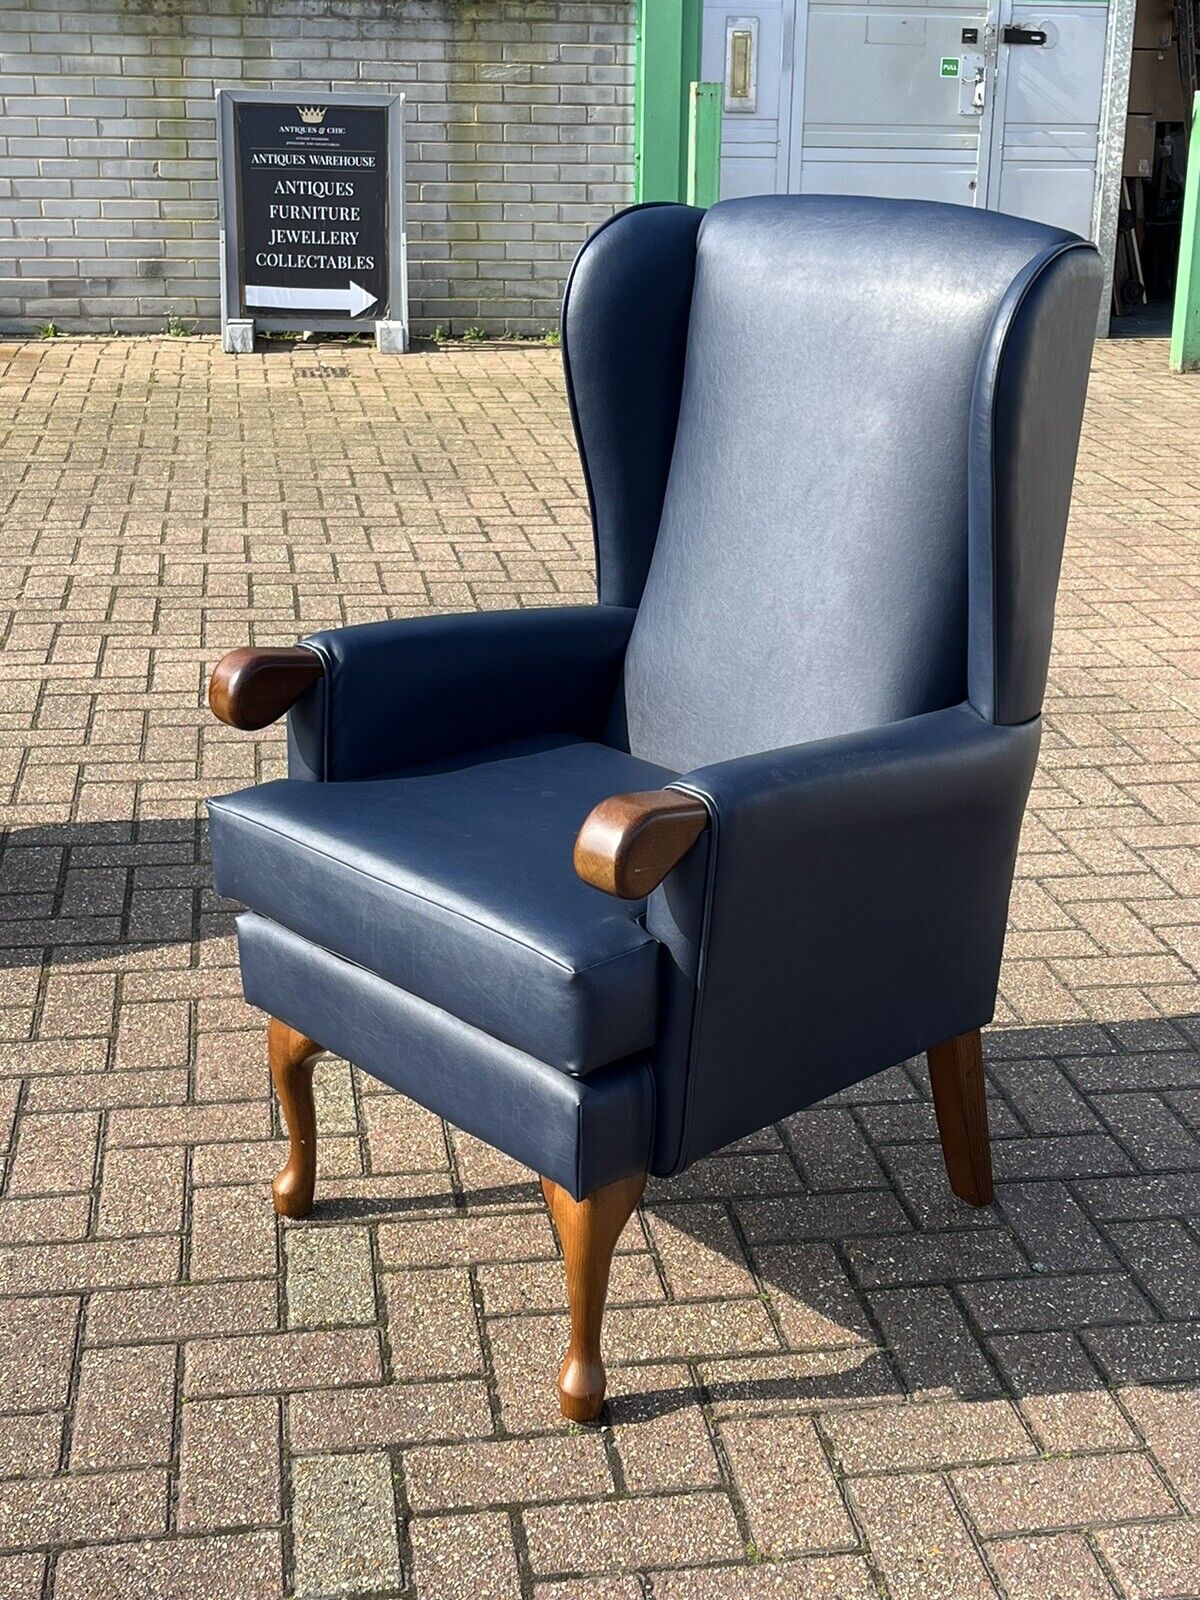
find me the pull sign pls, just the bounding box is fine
[1002,24,1047,43]
[724,17,758,112]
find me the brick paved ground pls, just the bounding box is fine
[0,333,1199,1599]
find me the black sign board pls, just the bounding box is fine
[217,90,407,341]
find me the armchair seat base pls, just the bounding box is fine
[210,735,674,1075]
[236,913,655,1200]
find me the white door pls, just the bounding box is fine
[702,0,795,196]
[984,2,1108,240]
[792,0,1000,206]
[705,0,1108,241]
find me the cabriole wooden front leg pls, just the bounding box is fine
[927,1027,993,1207]
[540,1172,646,1422]
[268,1017,323,1219]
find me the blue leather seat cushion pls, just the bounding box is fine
[208,736,675,1074]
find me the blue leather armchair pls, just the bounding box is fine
[208,195,1102,1421]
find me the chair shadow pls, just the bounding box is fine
[0,819,211,969]
[5,821,1197,1419]
[620,1013,1200,1416]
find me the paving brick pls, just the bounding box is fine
[602,1297,780,1364]
[291,1452,401,1597]
[0,1468,167,1550]
[406,1433,611,1510]
[178,1395,280,1530]
[535,1580,643,1600]
[409,1510,522,1600]
[285,1224,376,1328]
[823,1398,1034,1472]
[753,1242,875,1351]
[0,1236,180,1296]
[0,1296,79,1411]
[385,1267,483,1380]
[1109,1218,1200,1317]
[959,1271,1155,1333]
[183,1328,381,1397]
[96,1145,186,1236]
[188,1184,276,1282]
[378,1211,556,1269]
[993,1180,1115,1270]
[1094,1520,1200,1599]
[52,1530,282,1600]
[0,1413,64,1479]
[7,1112,99,1195]
[650,1559,878,1599]
[845,1228,1026,1288]
[644,1202,757,1299]
[850,1473,996,1600]
[869,1286,998,1397]
[85,1279,278,1345]
[364,1093,449,1174]
[0,1549,46,1600]
[953,1452,1175,1535]
[986,1532,1116,1599]
[1084,1321,1200,1384]
[607,1363,722,1494]
[719,1415,856,1556]
[0,1193,91,1246]
[70,1343,176,1469]
[523,1492,745,1574]
[288,1379,493,1452]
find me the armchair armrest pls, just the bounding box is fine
[644,703,1043,1175]
[209,647,324,731]
[574,790,709,899]
[213,606,637,781]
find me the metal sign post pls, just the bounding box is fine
[216,89,408,354]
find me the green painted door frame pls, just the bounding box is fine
[686,81,722,207]
[634,0,704,202]
[1170,93,1200,373]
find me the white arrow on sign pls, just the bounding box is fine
[245,280,378,317]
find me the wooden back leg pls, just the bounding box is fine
[269,1017,323,1218]
[927,1027,993,1206]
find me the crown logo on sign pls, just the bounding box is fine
[297,106,326,125]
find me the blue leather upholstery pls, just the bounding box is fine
[236,914,655,1198]
[211,736,674,1075]
[562,203,704,609]
[649,704,1041,1172]
[287,606,635,782]
[208,194,1102,1203]
[968,245,1102,724]
[617,196,1097,771]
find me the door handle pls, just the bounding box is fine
[1002,25,1047,44]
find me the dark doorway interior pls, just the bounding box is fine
[1111,0,1198,332]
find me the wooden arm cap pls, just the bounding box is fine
[208,646,324,731]
[574,789,710,900]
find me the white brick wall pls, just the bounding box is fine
[0,0,635,335]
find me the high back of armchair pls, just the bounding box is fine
[564,194,1102,770]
